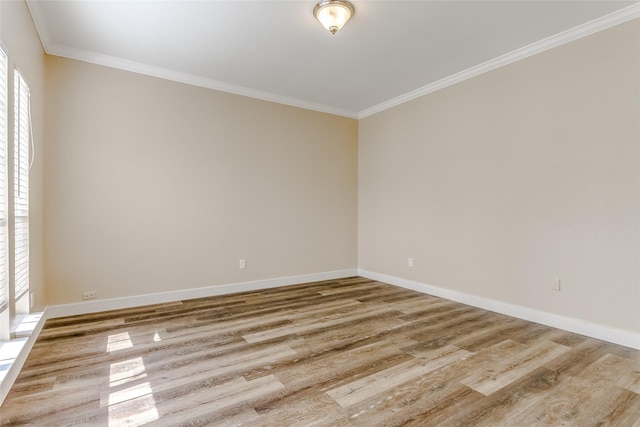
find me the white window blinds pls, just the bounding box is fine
[14,70,29,301]
[0,49,7,313]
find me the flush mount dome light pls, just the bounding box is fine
[313,0,355,35]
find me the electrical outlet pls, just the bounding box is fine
[408,258,414,267]
[551,278,561,291]
[239,259,246,269]
[82,291,97,300]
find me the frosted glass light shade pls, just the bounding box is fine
[313,0,355,35]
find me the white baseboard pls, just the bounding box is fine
[44,269,358,319]
[2,267,636,407]
[0,268,357,406]
[358,269,640,350]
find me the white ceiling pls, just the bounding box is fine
[27,1,640,118]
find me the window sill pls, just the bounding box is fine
[0,312,42,394]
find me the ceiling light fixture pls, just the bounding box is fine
[313,0,355,35]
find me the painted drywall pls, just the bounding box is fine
[0,0,45,311]
[358,19,640,333]
[45,57,357,305]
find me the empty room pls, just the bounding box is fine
[0,0,639,425]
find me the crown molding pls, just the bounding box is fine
[358,3,640,119]
[26,1,639,120]
[25,0,52,55]
[43,43,360,119]
[26,1,357,118]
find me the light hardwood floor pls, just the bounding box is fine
[1,277,639,426]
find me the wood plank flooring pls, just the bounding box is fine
[1,277,639,426]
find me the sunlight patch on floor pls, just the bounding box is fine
[108,356,159,426]
[108,388,159,427]
[107,331,134,352]
[109,356,148,387]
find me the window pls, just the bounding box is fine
[0,48,8,315]
[13,70,29,305]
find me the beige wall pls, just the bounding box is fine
[0,0,46,311]
[45,57,357,305]
[12,1,640,337]
[358,19,640,333]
